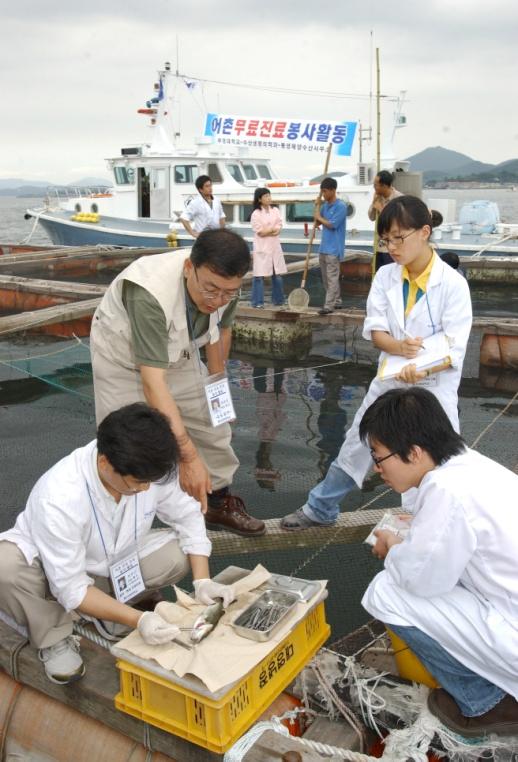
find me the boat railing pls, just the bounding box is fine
[44,186,113,208]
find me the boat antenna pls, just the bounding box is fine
[175,35,179,77]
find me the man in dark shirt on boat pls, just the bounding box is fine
[368,170,403,271]
[315,177,347,315]
[90,228,265,537]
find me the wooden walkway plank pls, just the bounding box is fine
[209,508,388,556]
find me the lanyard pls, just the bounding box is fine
[86,481,137,560]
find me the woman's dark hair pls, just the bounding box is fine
[377,195,432,238]
[440,251,460,270]
[190,228,251,277]
[195,174,211,191]
[376,170,394,187]
[359,388,466,466]
[253,187,271,211]
[430,209,443,228]
[97,403,179,482]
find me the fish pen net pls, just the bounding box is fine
[1,321,518,646]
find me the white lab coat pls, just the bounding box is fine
[337,254,472,487]
[180,194,225,233]
[0,441,211,613]
[362,449,518,698]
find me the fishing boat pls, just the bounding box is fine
[25,64,518,259]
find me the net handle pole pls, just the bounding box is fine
[301,143,333,289]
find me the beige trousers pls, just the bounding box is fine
[319,253,341,309]
[0,536,190,649]
[89,337,239,491]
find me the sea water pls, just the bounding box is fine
[1,193,517,641]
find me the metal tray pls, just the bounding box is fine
[231,589,300,642]
[266,573,321,602]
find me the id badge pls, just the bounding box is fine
[204,372,236,427]
[109,549,145,604]
[416,373,439,388]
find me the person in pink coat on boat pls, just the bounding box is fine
[250,188,287,308]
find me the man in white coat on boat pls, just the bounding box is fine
[0,404,235,685]
[360,388,518,738]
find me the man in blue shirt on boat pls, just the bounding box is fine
[315,177,347,315]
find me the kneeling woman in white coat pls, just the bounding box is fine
[281,195,472,530]
[360,388,518,738]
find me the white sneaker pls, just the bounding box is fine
[38,635,85,685]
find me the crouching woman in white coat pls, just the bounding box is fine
[0,404,235,685]
[360,388,518,738]
[281,195,472,530]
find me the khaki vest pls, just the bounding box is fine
[91,250,222,369]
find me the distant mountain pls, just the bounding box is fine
[406,147,518,184]
[0,178,51,190]
[72,177,111,187]
[0,176,111,197]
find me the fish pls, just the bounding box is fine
[190,599,224,644]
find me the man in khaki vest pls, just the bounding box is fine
[90,228,265,537]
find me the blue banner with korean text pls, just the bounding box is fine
[204,114,357,156]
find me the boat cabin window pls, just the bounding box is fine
[222,203,234,222]
[256,164,272,180]
[346,202,355,218]
[286,202,314,223]
[114,166,135,185]
[174,165,199,184]
[242,164,257,180]
[238,204,254,223]
[207,163,223,183]
[227,164,244,183]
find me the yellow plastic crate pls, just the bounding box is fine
[114,598,330,753]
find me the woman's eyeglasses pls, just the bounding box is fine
[379,229,417,249]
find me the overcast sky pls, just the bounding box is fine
[2,0,517,183]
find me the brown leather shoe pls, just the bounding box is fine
[428,688,518,738]
[205,493,266,537]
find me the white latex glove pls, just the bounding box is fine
[137,611,181,645]
[193,579,236,608]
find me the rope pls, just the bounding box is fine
[469,389,518,449]
[73,622,111,650]
[310,661,367,751]
[223,712,378,761]
[18,212,41,245]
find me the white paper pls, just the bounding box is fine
[378,331,451,381]
[364,511,412,547]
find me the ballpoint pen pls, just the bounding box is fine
[402,328,426,350]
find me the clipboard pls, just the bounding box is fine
[378,331,451,381]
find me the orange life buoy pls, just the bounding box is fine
[137,108,157,115]
[90,193,112,198]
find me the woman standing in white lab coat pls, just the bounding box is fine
[281,195,472,530]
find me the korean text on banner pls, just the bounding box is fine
[204,113,357,156]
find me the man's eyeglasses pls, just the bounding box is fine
[194,268,240,301]
[370,450,399,467]
[379,229,417,249]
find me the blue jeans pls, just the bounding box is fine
[303,459,357,524]
[251,275,285,307]
[389,624,505,717]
